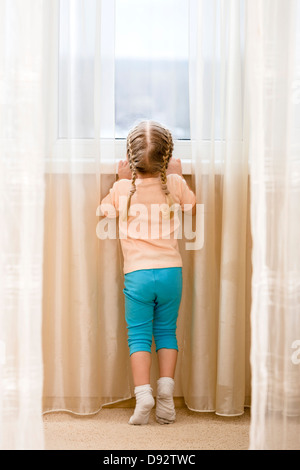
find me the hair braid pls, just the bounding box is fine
[122,132,137,221]
[160,130,175,219]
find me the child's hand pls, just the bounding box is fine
[166,158,183,176]
[118,160,132,180]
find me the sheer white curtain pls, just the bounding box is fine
[0,0,51,450]
[185,0,251,416]
[42,0,130,414]
[247,0,300,450]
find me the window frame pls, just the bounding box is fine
[51,0,193,175]
[51,1,230,176]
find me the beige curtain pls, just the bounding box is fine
[248,0,300,450]
[184,0,251,416]
[42,0,133,414]
[42,0,252,415]
[0,0,52,450]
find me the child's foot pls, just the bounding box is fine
[129,384,155,425]
[155,377,176,424]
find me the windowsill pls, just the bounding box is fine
[45,139,229,175]
[45,158,192,175]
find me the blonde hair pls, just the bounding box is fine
[123,120,175,221]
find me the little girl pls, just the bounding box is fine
[100,121,196,425]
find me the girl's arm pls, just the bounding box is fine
[100,160,131,218]
[167,158,196,215]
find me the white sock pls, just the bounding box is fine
[129,384,155,425]
[156,377,176,424]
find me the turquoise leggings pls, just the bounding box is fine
[123,267,182,356]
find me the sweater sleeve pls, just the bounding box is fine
[167,174,196,211]
[179,176,196,211]
[100,182,119,218]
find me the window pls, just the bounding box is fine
[115,0,190,139]
[58,0,190,141]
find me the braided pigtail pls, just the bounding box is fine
[160,130,175,219]
[121,133,137,221]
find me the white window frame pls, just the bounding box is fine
[47,1,195,175]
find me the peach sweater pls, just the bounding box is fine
[100,174,196,274]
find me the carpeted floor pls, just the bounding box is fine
[43,406,250,450]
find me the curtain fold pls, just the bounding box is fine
[247,0,300,450]
[185,0,250,416]
[0,0,49,450]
